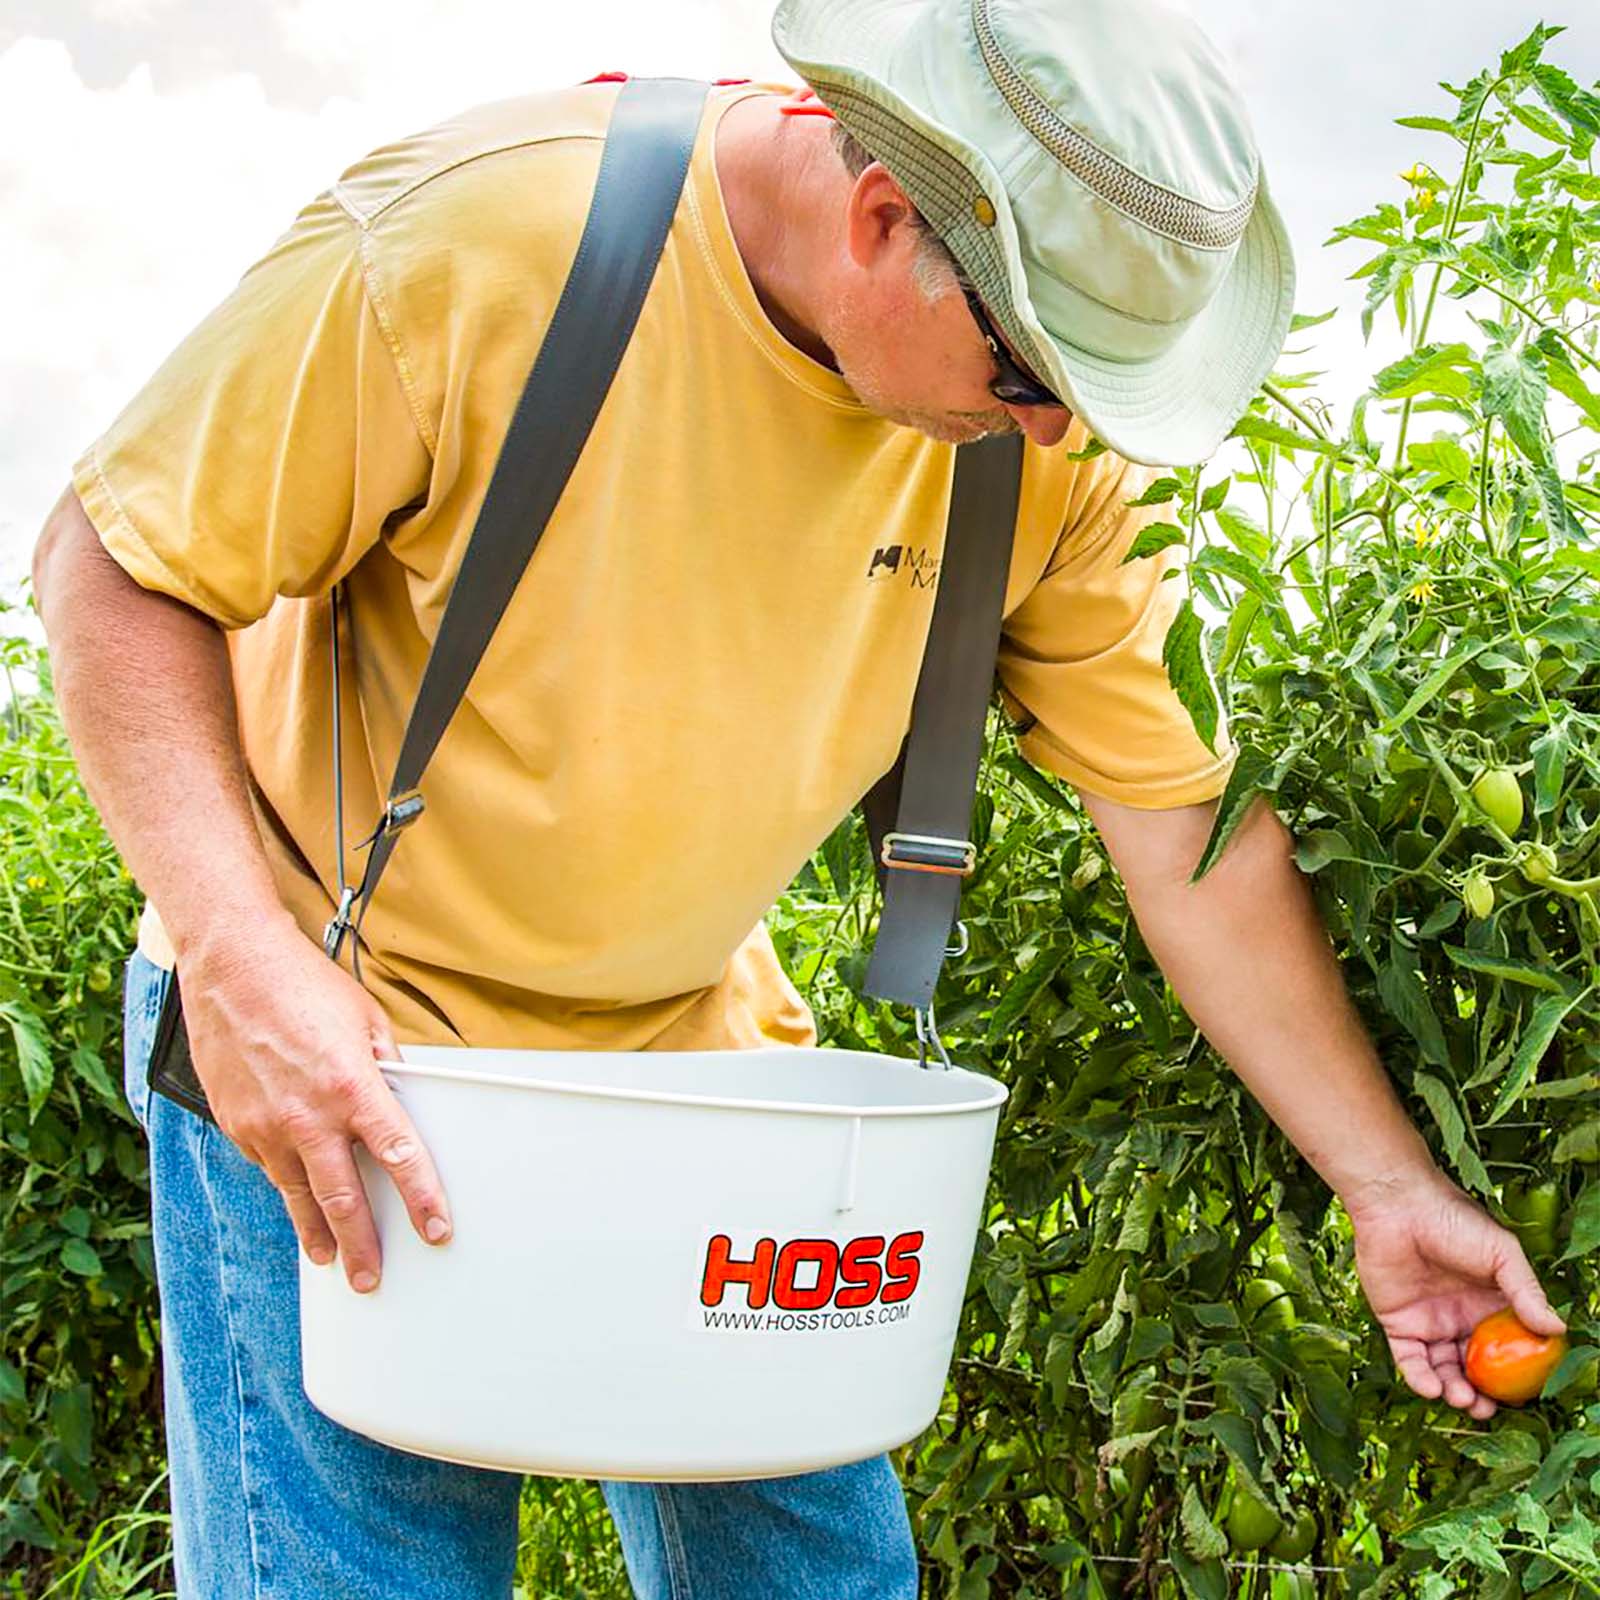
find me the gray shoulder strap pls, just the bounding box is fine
[327,77,710,965]
[861,433,1025,1036]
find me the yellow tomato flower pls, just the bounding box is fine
[1408,579,1436,603]
[1411,516,1438,547]
[1400,164,1426,184]
[26,875,46,891]
[1416,188,1437,212]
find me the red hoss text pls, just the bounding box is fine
[699,1232,924,1311]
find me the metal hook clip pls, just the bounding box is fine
[914,1003,954,1072]
[945,919,970,959]
[323,884,357,960]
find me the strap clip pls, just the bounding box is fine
[880,831,976,878]
[914,1003,954,1072]
[323,885,357,961]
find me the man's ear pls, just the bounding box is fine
[842,162,920,270]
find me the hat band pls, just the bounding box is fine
[971,0,1256,251]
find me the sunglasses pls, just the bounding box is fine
[957,281,1065,410]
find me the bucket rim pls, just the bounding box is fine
[377,1047,1009,1120]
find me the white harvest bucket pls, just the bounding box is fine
[299,1044,1006,1481]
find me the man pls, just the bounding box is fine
[33,0,1566,1595]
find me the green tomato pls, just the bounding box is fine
[1519,844,1558,885]
[1226,1490,1282,1553]
[1268,1508,1318,1563]
[1503,1179,1561,1258]
[1471,768,1524,837]
[1243,1277,1298,1335]
[86,964,114,994]
[1290,1329,1353,1370]
[1462,873,1494,920]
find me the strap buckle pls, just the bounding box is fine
[880,831,976,878]
[380,791,426,836]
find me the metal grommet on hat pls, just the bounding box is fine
[973,195,996,227]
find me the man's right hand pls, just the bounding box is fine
[181,916,453,1293]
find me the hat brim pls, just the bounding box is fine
[772,0,1297,467]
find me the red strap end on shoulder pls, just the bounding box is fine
[712,77,752,86]
[582,71,630,85]
[778,85,835,118]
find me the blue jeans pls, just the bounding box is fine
[123,950,918,1598]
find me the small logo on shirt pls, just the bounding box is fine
[866,544,940,589]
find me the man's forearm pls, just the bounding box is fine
[1110,796,1439,1212]
[32,488,298,967]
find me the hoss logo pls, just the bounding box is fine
[699,1231,923,1312]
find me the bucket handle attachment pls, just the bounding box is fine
[836,1116,863,1214]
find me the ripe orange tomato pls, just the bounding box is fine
[1464,1309,1568,1405]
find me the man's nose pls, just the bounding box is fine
[1004,403,1073,447]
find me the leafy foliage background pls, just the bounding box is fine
[5,22,1600,1600]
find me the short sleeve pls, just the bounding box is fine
[71,193,432,629]
[997,455,1237,809]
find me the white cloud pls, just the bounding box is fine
[0,36,383,591]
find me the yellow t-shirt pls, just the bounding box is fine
[74,81,1234,1053]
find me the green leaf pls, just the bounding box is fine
[1441,945,1570,993]
[986,944,1067,1047]
[1191,745,1270,882]
[1168,1549,1228,1600]
[0,1357,24,1407]
[1162,600,1221,757]
[1533,465,1585,542]
[1180,1484,1228,1562]
[1531,723,1569,816]
[1485,988,1588,1125]
[1127,475,1183,508]
[1120,521,1188,565]
[1412,1072,1492,1195]
[1229,414,1339,456]
[1394,115,1459,135]
[1,1002,54,1121]
[1295,829,1355,874]
[1540,1342,1599,1396]
[1379,942,1449,1068]
[1562,1181,1600,1261]
[60,1238,103,1277]
[1531,1433,1600,1502]
[70,1044,122,1109]
[1482,343,1550,467]
[49,1384,93,1468]
[1554,1117,1600,1164]
[1376,640,1491,734]
[1300,1366,1354,1437]
[1290,308,1337,331]
[1407,437,1474,484]
[1542,346,1600,430]
[1375,341,1474,399]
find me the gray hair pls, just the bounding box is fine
[828,121,960,303]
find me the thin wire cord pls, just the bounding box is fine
[330,584,347,900]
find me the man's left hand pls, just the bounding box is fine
[1345,1169,1568,1419]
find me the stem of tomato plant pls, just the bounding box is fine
[1384,83,1501,498]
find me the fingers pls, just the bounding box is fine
[265,1149,339,1268]
[1391,1335,1501,1418]
[298,1130,384,1292]
[351,1090,454,1252]
[1494,1246,1568,1338]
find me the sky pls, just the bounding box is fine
[3,1,1598,598]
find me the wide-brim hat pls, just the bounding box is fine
[772,0,1296,467]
